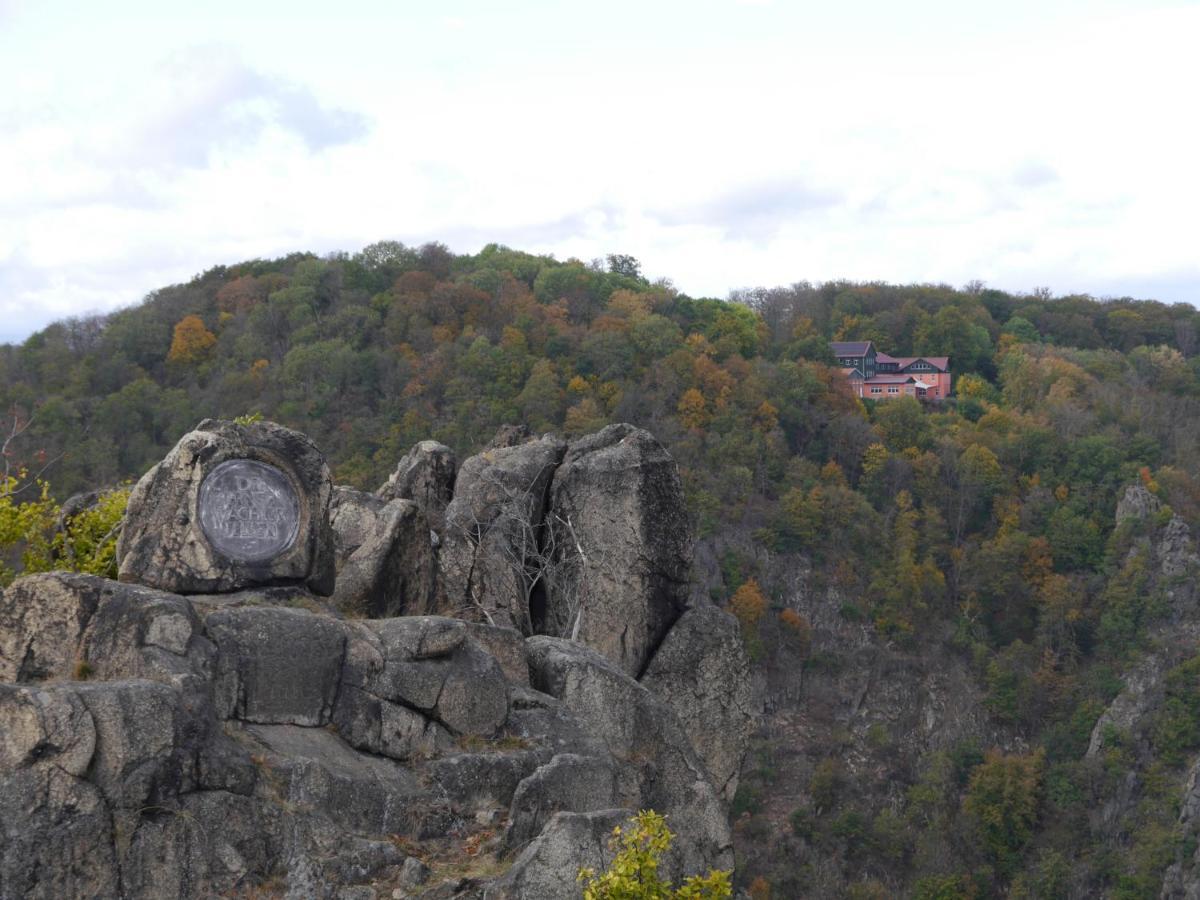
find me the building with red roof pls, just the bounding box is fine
[832,341,951,400]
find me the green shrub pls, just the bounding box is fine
[577,810,731,899]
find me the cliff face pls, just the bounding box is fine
[708,483,1200,898]
[0,420,759,900]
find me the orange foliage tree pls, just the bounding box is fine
[167,315,217,366]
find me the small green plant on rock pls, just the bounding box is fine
[577,810,732,899]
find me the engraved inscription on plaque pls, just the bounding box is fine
[198,460,300,562]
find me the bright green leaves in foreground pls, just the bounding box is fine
[0,476,129,586]
[578,811,732,900]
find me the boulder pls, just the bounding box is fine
[0,572,213,688]
[71,679,199,809]
[465,622,530,687]
[0,683,96,777]
[118,789,281,900]
[438,431,566,633]
[505,752,617,850]
[641,604,759,802]
[0,685,118,898]
[544,423,692,677]
[239,723,431,837]
[490,808,630,900]
[116,418,335,595]
[376,439,457,533]
[0,572,104,682]
[526,636,733,875]
[356,617,510,737]
[426,750,540,816]
[329,487,435,618]
[0,766,119,899]
[79,579,213,686]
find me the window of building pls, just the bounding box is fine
[887,387,899,394]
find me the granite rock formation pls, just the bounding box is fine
[330,487,436,618]
[376,440,457,534]
[545,424,692,677]
[0,419,758,899]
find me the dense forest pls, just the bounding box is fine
[3,241,1200,897]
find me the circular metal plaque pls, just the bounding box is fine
[198,460,301,563]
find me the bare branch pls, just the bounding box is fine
[443,459,608,641]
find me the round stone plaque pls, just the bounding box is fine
[198,460,301,563]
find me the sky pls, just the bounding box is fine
[2,0,1198,343]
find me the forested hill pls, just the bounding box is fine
[4,242,1199,508]
[5,242,1200,894]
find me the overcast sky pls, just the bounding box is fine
[2,0,1198,343]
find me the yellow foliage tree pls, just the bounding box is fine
[729,578,769,658]
[752,400,778,432]
[578,810,731,900]
[565,397,607,436]
[167,315,217,366]
[678,388,709,430]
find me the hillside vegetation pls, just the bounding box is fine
[4,242,1200,896]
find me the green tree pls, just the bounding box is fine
[1001,316,1040,344]
[873,397,930,452]
[517,359,564,431]
[915,305,994,374]
[963,749,1044,871]
[870,490,945,635]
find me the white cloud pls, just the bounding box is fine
[0,0,1197,344]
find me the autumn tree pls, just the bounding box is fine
[729,577,768,658]
[678,388,709,430]
[166,315,217,366]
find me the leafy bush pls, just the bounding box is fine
[577,810,732,899]
[0,477,129,586]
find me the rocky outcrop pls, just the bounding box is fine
[1164,758,1200,897]
[544,424,692,677]
[0,684,119,899]
[641,604,758,803]
[1160,514,1200,580]
[437,433,566,633]
[116,419,336,595]
[0,571,212,686]
[1,420,755,898]
[1116,483,1162,524]
[330,487,435,617]
[526,636,734,876]
[490,809,630,899]
[376,440,457,533]
[0,575,735,898]
[0,592,734,900]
